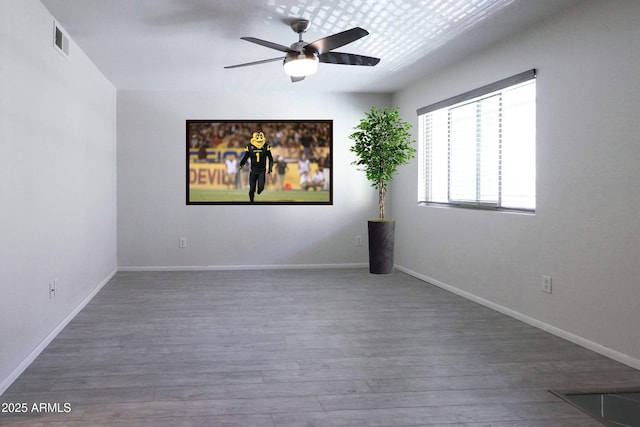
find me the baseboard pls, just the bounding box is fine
[395,264,640,371]
[117,263,369,272]
[0,268,117,396]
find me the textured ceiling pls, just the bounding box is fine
[40,0,585,92]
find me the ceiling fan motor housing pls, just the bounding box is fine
[290,19,310,35]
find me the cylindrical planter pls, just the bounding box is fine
[368,220,395,274]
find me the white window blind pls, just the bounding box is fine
[417,70,536,211]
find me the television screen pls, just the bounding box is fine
[187,120,332,205]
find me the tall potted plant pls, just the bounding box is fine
[349,106,416,274]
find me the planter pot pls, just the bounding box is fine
[368,220,395,274]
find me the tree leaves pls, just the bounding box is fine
[349,106,416,219]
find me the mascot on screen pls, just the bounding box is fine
[239,130,273,202]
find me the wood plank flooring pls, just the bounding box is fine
[2,268,639,426]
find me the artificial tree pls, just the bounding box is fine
[349,106,416,273]
[349,106,416,219]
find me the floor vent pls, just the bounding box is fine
[551,389,640,426]
[53,21,69,58]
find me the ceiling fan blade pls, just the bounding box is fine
[306,27,369,55]
[241,37,294,53]
[291,76,305,83]
[319,52,380,66]
[224,57,283,69]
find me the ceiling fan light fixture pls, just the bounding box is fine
[283,52,319,77]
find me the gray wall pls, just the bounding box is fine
[0,0,117,392]
[116,90,389,269]
[392,0,640,367]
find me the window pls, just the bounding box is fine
[417,70,536,212]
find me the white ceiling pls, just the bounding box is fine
[40,0,585,93]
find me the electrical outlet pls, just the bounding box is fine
[542,275,552,294]
[355,235,363,246]
[179,237,187,248]
[49,279,58,299]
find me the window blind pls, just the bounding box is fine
[417,70,536,211]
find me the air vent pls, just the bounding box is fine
[53,21,69,58]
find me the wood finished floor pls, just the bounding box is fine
[2,268,639,426]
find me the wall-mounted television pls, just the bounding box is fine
[187,120,332,205]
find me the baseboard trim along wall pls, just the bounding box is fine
[0,268,117,396]
[395,265,640,371]
[117,263,369,272]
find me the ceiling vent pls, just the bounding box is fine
[53,21,69,58]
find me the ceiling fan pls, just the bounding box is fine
[224,19,380,82]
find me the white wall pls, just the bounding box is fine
[0,0,117,393]
[392,0,640,367]
[117,90,390,268]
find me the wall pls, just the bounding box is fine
[117,90,389,269]
[392,0,640,367]
[0,0,117,393]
